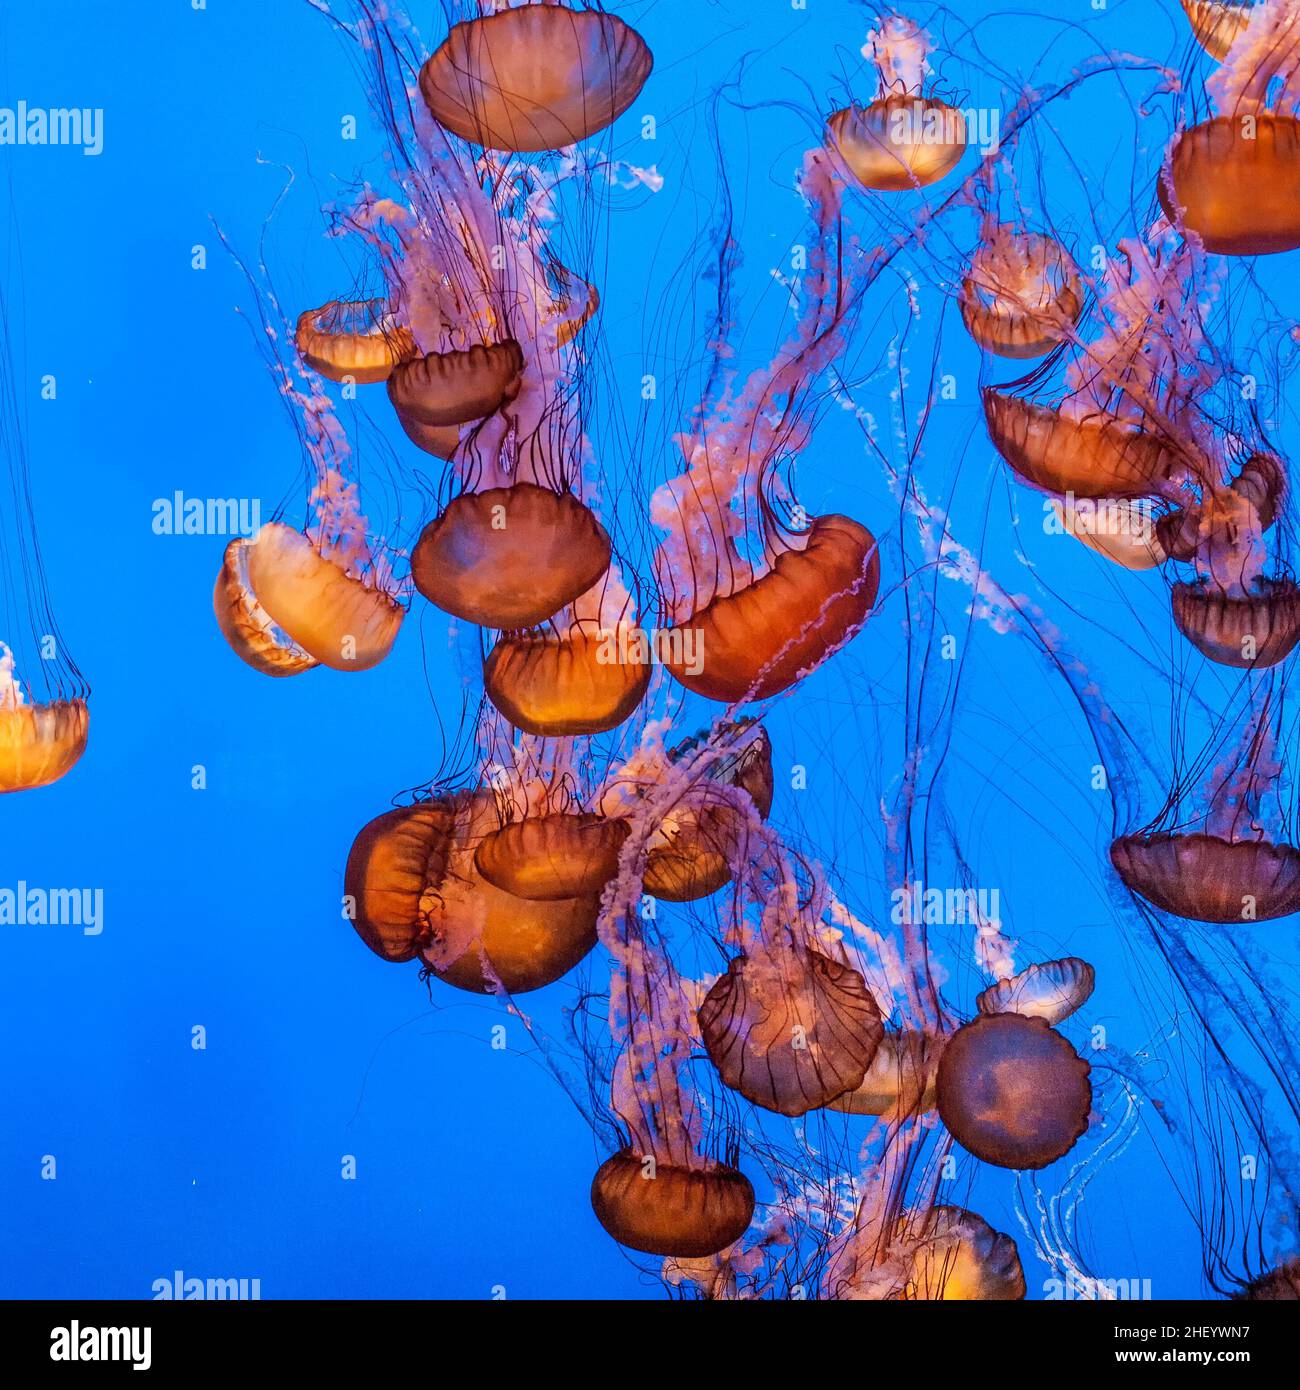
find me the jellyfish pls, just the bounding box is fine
[1182,1,1256,62]
[475,810,630,900]
[344,792,599,991]
[827,1030,945,1117]
[894,1206,1026,1300]
[959,227,1084,359]
[1160,2,1300,254]
[1234,1257,1300,1298]
[386,339,524,428]
[418,2,653,153]
[976,957,1096,1025]
[826,15,965,192]
[935,1013,1092,1169]
[0,645,88,795]
[294,299,415,384]
[212,537,319,678]
[1049,497,1167,570]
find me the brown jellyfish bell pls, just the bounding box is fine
[411,483,611,630]
[642,722,775,902]
[826,15,965,191]
[419,3,653,153]
[344,792,599,990]
[294,299,415,385]
[699,942,885,1117]
[827,1030,944,1116]
[959,229,1084,360]
[1234,1257,1300,1299]
[1111,833,1300,922]
[589,1150,755,1258]
[387,340,524,428]
[1181,1,1255,63]
[244,522,402,671]
[935,1013,1092,1169]
[213,537,319,677]
[665,514,879,704]
[977,957,1096,1026]
[0,647,88,794]
[1160,12,1300,254]
[475,810,629,901]
[894,1206,1027,1300]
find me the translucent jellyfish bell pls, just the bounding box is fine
[213,537,319,677]
[474,811,630,900]
[295,300,415,385]
[827,96,966,192]
[419,4,653,153]
[959,230,1084,360]
[898,1206,1027,1300]
[976,957,1096,1026]
[0,675,89,794]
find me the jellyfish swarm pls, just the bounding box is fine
[1161,5,1300,254]
[935,1014,1091,1169]
[826,15,965,191]
[959,227,1084,360]
[654,150,878,705]
[344,792,599,991]
[418,3,652,153]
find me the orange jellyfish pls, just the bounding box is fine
[212,537,319,678]
[935,1013,1092,1169]
[1235,1258,1300,1299]
[1160,9,1300,254]
[0,645,88,794]
[419,3,653,153]
[294,299,415,385]
[1181,2,1254,62]
[590,1150,755,1258]
[960,228,1084,359]
[1049,496,1167,570]
[411,483,612,630]
[827,15,966,191]
[828,1030,944,1116]
[387,340,524,428]
[475,810,629,900]
[699,942,884,1118]
[895,1206,1027,1300]
[345,792,599,991]
[977,957,1096,1025]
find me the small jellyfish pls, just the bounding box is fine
[897,1206,1027,1301]
[345,793,599,991]
[977,957,1096,1026]
[698,947,884,1117]
[826,16,965,191]
[1181,1,1255,62]
[294,299,415,385]
[0,645,88,795]
[484,618,651,736]
[419,3,653,153]
[959,229,1083,360]
[212,537,319,677]
[935,1013,1092,1170]
[386,340,524,428]
[1050,497,1167,570]
[411,483,611,630]
[589,1150,755,1258]
[474,811,630,900]
[828,1030,945,1116]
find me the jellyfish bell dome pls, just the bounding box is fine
[643,722,774,901]
[667,514,879,704]
[345,793,599,990]
[959,231,1084,360]
[484,618,651,736]
[412,484,611,631]
[828,1030,944,1117]
[984,391,1184,499]
[1171,578,1300,668]
[393,410,461,461]
[474,811,629,900]
[590,1150,755,1258]
[387,341,524,429]
[1180,1,1254,62]
[827,96,966,191]
[1110,831,1300,923]
[897,1206,1027,1301]
[0,694,89,794]
[1052,497,1167,570]
[295,299,416,385]
[1235,1258,1300,1300]
[698,947,884,1117]
[419,4,653,153]
[213,537,319,678]
[977,957,1096,1026]
[936,1013,1092,1170]
[1160,115,1300,256]
[244,523,402,671]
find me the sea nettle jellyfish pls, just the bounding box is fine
[1234,1257,1300,1298]
[213,538,319,678]
[294,299,415,384]
[827,1030,944,1117]
[893,1206,1026,1300]
[419,2,653,153]
[976,957,1096,1025]
[344,791,599,990]
[0,645,88,795]
[960,227,1084,359]
[1049,496,1166,570]
[1161,1,1300,254]
[935,1014,1092,1169]
[1182,2,1256,62]
[826,15,966,191]
[654,150,879,704]
[1111,687,1300,922]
